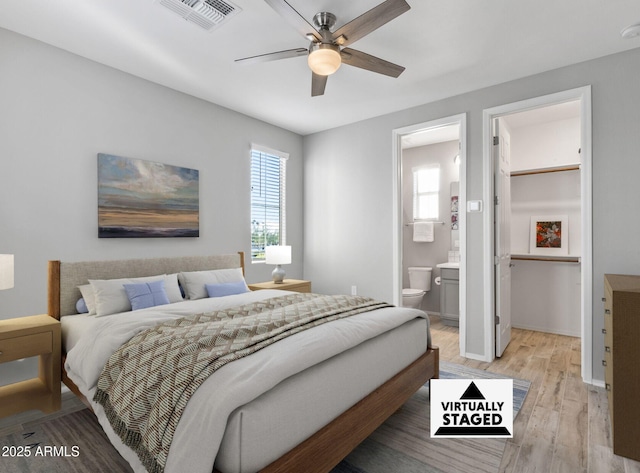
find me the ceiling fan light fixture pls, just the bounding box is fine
[308,44,341,76]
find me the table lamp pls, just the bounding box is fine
[265,246,291,284]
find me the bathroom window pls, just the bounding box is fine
[413,165,440,220]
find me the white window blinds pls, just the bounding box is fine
[250,145,287,262]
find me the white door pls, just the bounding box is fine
[495,118,512,357]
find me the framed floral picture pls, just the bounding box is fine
[529,215,568,255]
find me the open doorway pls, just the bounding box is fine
[483,87,593,382]
[392,114,467,357]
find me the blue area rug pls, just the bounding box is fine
[0,363,529,473]
[332,362,531,473]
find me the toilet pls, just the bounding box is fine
[402,266,432,309]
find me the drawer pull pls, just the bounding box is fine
[606,383,611,392]
[605,309,611,314]
[602,360,607,366]
[605,346,611,353]
[602,328,607,334]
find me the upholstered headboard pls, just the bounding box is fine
[48,252,244,319]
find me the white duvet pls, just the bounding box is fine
[64,289,429,473]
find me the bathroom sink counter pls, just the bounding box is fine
[436,262,459,269]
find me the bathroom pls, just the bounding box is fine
[401,125,460,325]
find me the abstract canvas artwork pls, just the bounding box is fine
[98,154,199,238]
[529,215,568,255]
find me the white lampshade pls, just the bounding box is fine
[265,245,291,265]
[308,45,341,76]
[0,254,14,290]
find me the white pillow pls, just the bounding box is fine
[178,268,247,300]
[89,273,183,317]
[78,284,97,315]
[163,274,183,302]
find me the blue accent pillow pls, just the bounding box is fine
[123,280,170,311]
[206,281,249,298]
[76,298,89,314]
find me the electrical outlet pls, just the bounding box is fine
[351,285,357,296]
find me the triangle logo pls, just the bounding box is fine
[460,381,485,400]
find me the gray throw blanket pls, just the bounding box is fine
[93,293,392,473]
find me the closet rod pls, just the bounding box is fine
[511,255,580,263]
[510,164,580,177]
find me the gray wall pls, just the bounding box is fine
[0,27,305,324]
[2,25,639,386]
[304,47,640,382]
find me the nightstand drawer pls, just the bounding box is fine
[0,332,52,363]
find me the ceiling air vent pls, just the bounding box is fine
[156,0,241,31]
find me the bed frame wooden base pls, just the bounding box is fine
[254,346,439,473]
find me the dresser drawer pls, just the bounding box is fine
[0,332,52,363]
[605,355,614,422]
[603,313,613,356]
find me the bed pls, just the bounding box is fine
[47,252,439,473]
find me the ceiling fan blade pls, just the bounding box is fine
[235,48,308,65]
[340,48,405,78]
[311,72,328,97]
[264,0,322,42]
[332,0,410,47]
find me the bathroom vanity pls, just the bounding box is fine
[437,263,459,327]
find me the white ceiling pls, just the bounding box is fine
[1,0,639,135]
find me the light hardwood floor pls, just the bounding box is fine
[2,319,639,473]
[430,315,640,473]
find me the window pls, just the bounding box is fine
[250,145,288,262]
[413,165,440,220]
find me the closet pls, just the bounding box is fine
[506,101,582,337]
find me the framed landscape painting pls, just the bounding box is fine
[98,153,199,238]
[529,215,568,256]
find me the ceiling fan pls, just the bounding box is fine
[235,0,411,96]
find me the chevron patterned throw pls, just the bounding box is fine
[93,293,391,473]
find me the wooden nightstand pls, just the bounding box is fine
[248,279,312,293]
[0,314,61,418]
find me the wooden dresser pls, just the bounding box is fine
[603,274,640,461]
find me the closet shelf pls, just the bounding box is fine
[510,163,580,177]
[511,254,581,263]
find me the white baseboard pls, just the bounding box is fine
[511,323,580,338]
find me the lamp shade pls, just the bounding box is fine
[0,254,14,290]
[308,45,341,76]
[265,246,291,265]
